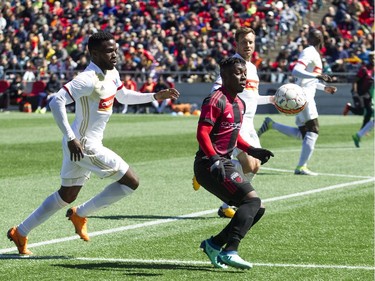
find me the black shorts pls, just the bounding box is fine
[194,155,254,207]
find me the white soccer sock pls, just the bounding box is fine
[18,191,68,237]
[358,120,374,138]
[76,182,133,218]
[297,132,318,167]
[272,122,302,139]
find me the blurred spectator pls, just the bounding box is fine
[7,73,25,110]
[119,74,138,114]
[279,4,298,35]
[152,76,171,114]
[137,76,156,113]
[22,61,36,84]
[35,72,61,113]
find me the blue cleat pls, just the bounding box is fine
[218,250,252,270]
[200,238,228,269]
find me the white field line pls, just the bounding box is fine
[0,256,373,271]
[73,257,374,271]
[0,177,373,255]
[261,167,374,179]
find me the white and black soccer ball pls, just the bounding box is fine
[274,83,307,115]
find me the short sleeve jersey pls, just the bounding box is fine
[294,46,323,95]
[198,88,245,157]
[63,62,126,145]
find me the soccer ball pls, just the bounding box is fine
[274,83,307,115]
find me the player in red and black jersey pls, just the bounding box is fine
[194,57,274,269]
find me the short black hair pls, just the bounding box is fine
[219,57,246,72]
[88,31,114,53]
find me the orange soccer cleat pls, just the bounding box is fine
[7,226,33,255]
[66,207,90,241]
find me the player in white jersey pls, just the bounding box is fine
[193,27,273,218]
[258,28,337,176]
[7,31,180,255]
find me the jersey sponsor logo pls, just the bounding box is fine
[98,94,115,111]
[220,121,241,130]
[230,172,243,183]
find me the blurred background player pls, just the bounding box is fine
[257,28,337,176]
[7,31,179,255]
[193,27,274,218]
[194,56,273,269]
[343,52,374,133]
[352,65,374,148]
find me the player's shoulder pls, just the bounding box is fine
[72,70,96,87]
[203,89,227,108]
[302,46,317,55]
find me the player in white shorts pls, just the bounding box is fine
[7,31,180,255]
[193,27,273,218]
[258,28,337,176]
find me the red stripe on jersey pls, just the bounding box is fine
[117,83,124,91]
[63,85,75,101]
[313,66,322,74]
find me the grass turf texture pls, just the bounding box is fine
[0,112,373,281]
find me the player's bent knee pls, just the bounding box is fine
[58,186,81,203]
[117,166,140,190]
[118,174,139,190]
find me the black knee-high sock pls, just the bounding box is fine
[211,206,265,247]
[212,197,261,252]
[250,207,265,229]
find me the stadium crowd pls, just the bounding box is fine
[0,0,373,100]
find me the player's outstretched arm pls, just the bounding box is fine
[316,74,333,83]
[154,88,180,101]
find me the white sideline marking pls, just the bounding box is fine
[261,167,374,179]
[1,178,373,255]
[73,257,375,271]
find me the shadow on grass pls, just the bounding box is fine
[88,215,217,220]
[52,262,243,275]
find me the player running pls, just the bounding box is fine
[7,31,180,255]
[257,28,337,176]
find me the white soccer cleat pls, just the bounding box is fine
[294,166,318,176]
[218,251,252,270]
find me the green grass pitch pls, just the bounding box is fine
[0,112,373,281]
